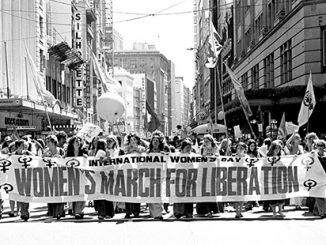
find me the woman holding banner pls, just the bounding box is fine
[124,133,146,219]
[233,142,249,219]
[196,134,220,217]
[147,131,169,220]
[173,139,194,219]
[266,141,286,218]
[313,140,326,218]
[65,136,88,219]
[285,133,304,209]
[43,135,66,220]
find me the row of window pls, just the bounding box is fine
[46,76,71,104]
[238,39,292,91]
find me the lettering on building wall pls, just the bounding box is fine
[74,10,84,108]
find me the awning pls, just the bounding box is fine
[48,42,84,70]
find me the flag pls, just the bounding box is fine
[224,63,253,117]
[146,101,161,132]
[91,53,120,93]
[205,20,222,68]
[25,46,56,107]
[297,72,316,127]
[277,113,287,139]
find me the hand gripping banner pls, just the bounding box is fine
[0,153,325,203]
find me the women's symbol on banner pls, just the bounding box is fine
[267,156,281,166]
[301,156,315,172]
[0,159,11,173]
[66,158,81,167]
[245,158,259,168]
[0,183,14,193]
[304,179,317,191]
[18,156,33,168]
[43,158,57,168]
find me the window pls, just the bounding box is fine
[251,64,259,89]
[67,87,70,104]
[255,14,263,40]
[280,40,292,84]
[40,49,45,72]
[322,29,326,67]
[39,16,44,40]
[264,53,274,88]
[241,72,248,90]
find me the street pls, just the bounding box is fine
[0,201,326,245]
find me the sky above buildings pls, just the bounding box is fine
[114,0,195,89]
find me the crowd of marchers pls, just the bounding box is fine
[0,129,326,221]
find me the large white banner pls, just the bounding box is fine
[0,153,325,203]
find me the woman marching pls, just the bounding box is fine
[196,134,220,217]
[147,131,169,220]
[65,136,88,219]
[265,140,286,218]
[233,142,250,219]
[173,139,195,219]
[42,135,66,220]
[124,133,146,219]
[94,135,123,220]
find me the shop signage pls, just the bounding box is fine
[74,9,84,108]
[4,117,29,126]
[0,99,22,107]
[85,62,91,108]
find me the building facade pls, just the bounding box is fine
[132,73,147,137]
[114,45,170,133]
[227,0,326,136]
[0,0,80,136]
[194,0,326,137]
[113,67,134,133]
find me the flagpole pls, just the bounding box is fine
[244,109,256,139]
[4,42,10,98]
[216,62,229,140]
[24,57,30,100]
[306,110,310,133]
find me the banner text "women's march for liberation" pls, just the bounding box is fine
[1,153,325,203]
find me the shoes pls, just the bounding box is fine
[9,212,15,217]
[320,214,326,219]
[174,214,182,219]
[185,215,193,219]
[134,213,140,218]
[98,215,105,220]
[154,216,163,221]
[21,215,29,222]
[75,213,84,219]
[56,215,61,220]
[124,214,131,219]
[278,213,285,218]
[235,215,241,219]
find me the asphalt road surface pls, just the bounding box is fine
[0,201,325,245]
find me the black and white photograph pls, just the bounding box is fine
[1,0,326,244]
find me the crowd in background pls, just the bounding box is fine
[0,129,326,221]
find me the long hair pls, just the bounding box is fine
[148,135,165,152]
[267,140,283,157]
[126,133,141,145]
[106,135,119,150]
[203,134,216,148]
[247,139,257,156]
[96,139,107,154]
[66,136,82,157]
